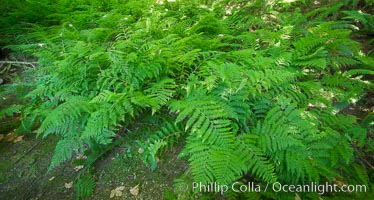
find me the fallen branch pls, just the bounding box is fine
[0,61,38,68]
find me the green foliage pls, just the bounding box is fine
[342,10,374,34]
[0,104,23,120]
[2,0,373,199]
[140,121,184,170]
[73,174,96,199]
[49,138,82,171]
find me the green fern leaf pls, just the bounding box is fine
[49,138,81,171]
[74,174,96,199]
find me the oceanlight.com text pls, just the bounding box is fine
[192,182,367,195]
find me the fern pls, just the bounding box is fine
[0,104,23,120]
[3,0,373,199]
[236,134,277,183]
[37,96,92,138]
[170,94,235,145]
[73,174,96,199]
[342,10,374,33]
[144,78,177,114]
[141,121,184,170]
[80,108,117,145]
[49,138,82,171]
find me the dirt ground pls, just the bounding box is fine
[0,125,188,200]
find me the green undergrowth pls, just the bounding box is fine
[0,0,373,199]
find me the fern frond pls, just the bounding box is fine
[170,96,234,145]
[74,174,96,199]
[343,69,374,77]
[144,78,176,114]
[342,10,374,32]
[184,135,244,185]
[80,107,116,145]
[91,90,134,117]
[147,140,167,171]
[49,138,81,171]
[0,104,23,120]
[293,36,328,57]
[38,97,92,138]
[236,134,277,183]
[142,121,184,170]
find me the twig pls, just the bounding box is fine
[360,157,374,169]
[0,61,38,68]
[12,141,42,165]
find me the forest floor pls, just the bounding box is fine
[0,96,188,200]
[0,130,188,200]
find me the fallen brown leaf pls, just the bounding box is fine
[110,186,125,198]
[74,165,84,172]
[76,154,87,160]
[65,181,73,189]
[129,184,140,196]
[0,134,4,142]
[5,133,15,142]
[138,147,144,154]
[116,186,125,191]
[110,190,122,198]
[13,135,24,143]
